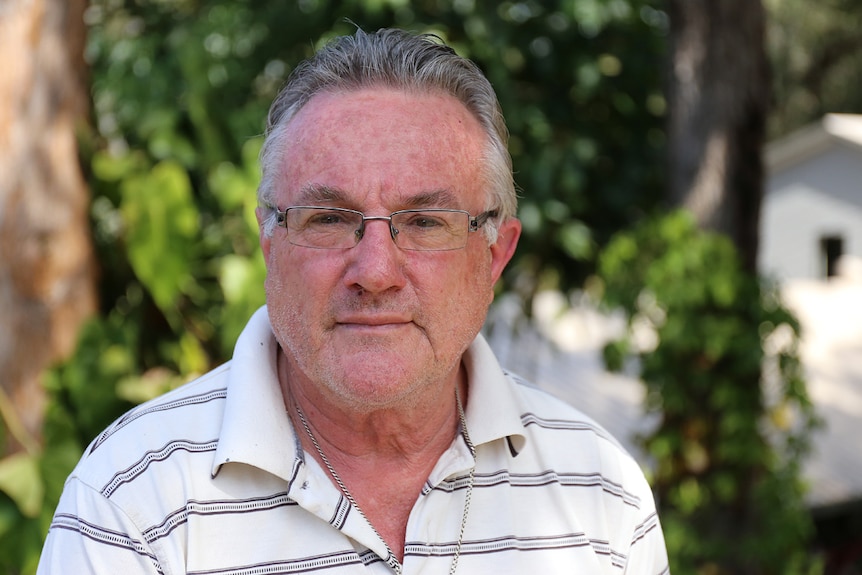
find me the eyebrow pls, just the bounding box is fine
[401,189,462,209]
[295,184,347,205]
[294,185,464,210]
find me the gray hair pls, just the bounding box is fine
[257,27,516,243]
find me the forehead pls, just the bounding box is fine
[275,87,488,208]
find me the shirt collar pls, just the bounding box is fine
[461,333,527,455]
[212,306,302,479]
[212,307,527,478]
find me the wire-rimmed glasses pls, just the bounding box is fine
[273,206,497,251]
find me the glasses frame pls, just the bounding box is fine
[272,205,498,251]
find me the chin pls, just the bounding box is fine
[322,368,433,411]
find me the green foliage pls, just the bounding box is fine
[598,211,822,574]
[765,0,862,138]
[122,160,200,317]
[466,1,669,298]
[0,455,42,520]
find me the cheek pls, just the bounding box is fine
[421,254,494,340]
[267,248,340,295]
[263,260,298,336]
[463,255,496,325]
[265,251,325,324]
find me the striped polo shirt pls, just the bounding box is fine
[38,306,669,574]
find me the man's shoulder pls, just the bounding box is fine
[505,370,612,426]
[70,362,233,489]
[498,370,659,519]
[503,370,635,462]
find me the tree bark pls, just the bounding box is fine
[667,0,770,273]
[0,0,96,450]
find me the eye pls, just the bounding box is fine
[305,210,355,226]
[310,213,344,225]
[404,213,447,229]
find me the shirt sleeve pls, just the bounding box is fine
[621,466,670,575]
[37,477,164,575]
[624,509,670,575]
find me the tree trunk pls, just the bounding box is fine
[667,0,770,273]
[0,0,96,451]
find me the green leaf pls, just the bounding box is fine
[218,253,267,349]
[121,160,200,317]
[557,220,593,260]
[0,454,44,518]
[91,150,149,182]
[116,369,184,405]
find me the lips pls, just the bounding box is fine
[335,314,412,327]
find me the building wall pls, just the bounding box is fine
[760,143,862,281]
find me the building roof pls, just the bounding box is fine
[767,113,862,174]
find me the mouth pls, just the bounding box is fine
[335,315,413,329]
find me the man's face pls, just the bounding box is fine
[258,87,520,411]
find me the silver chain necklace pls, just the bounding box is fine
[293,391,476,575]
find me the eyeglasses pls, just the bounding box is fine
[273,206,497,251]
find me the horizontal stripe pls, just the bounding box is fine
[144,492,297,542]
[187,551,366,575]
[429,468,642,508]
[90,386,227,454]
[49,513,162,573]
[101,439,219,497]
[520,411,621,445]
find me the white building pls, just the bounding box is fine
[760,113,862,281]
[760,114,862,529]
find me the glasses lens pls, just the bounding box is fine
[286,207,363,249]
[391,210,469,251]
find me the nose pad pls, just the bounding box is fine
[355,217,399,247]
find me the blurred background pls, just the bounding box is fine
[1,0,861,573]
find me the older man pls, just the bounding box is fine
[39,28,668,574]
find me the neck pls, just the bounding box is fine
[278,348,471,564]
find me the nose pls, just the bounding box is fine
[343,218,407,294]
[356,215,398,244]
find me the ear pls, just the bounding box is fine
[488,217,521,285]
[256,206,272,263]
